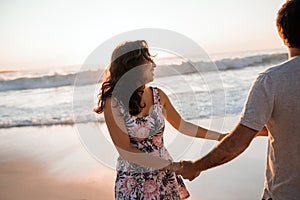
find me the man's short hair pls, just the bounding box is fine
[276,0,300,48]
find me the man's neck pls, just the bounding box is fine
[288,47,300,58]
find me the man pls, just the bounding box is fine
[179,1,300,199]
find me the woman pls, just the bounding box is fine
[95,40,225,199]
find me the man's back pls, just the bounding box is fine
[262,56,300,199]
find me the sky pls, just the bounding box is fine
[0,0,287,70]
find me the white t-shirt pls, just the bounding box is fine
[240,56,300,200]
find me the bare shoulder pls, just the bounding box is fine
[103,97,112,110]
[103,97,118,112]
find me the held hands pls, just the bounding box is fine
[167,160,201,181]
[164,160,183,175]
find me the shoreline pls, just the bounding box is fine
[0,116,268,200]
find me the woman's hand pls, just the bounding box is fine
[172,161,184,174]
[164,161,183,174]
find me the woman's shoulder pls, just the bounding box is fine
[103,96,121,111]
[104,96,113,104]
[102,97,112,112]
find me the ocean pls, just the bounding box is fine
[0,48,287,129]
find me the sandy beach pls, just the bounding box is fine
[0,116,268,200]
[0,125,115,200]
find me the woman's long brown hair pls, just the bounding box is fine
[94,40,154,115]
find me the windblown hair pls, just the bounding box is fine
[94,40,154,115]
[276,0,300,48]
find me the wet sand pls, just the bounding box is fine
[0,158,114,200]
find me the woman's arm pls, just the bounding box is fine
[158,88,225,141]
[255,126,268,137]
[104,97,170,169]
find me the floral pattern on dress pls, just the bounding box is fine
[114,87,190,200]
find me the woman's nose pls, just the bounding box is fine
[152,62,156,68]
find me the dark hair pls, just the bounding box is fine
[276,0,300,48]
[94,40,154,115]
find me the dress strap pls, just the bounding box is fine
[151,87,161,105]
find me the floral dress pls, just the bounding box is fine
[114,87,190,200]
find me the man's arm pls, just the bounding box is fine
[180,122,259,180]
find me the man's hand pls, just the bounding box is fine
[179,160,201,181]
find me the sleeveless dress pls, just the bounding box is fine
[114,87,190,200]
